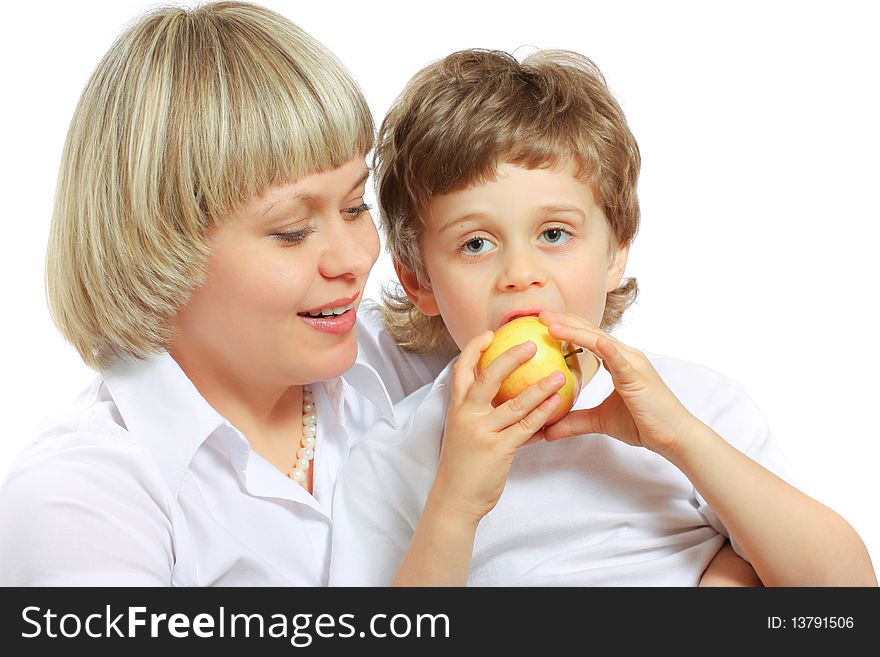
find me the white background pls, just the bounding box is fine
[2,1,878,573]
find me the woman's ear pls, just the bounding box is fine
[393,259,440,316]
[606,241,631,292]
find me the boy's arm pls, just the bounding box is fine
[392,495,480,586]
[541,311,877,587]
[668,417,875,586]
[393,332,564,586]
[699,541,763,587]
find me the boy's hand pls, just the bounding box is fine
[539,311,697,457]
[430,330,564,524]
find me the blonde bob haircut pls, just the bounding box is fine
[376,48,640,354]
[47,1,374,370]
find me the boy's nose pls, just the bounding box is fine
[498,247,547,291]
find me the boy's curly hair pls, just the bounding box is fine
[375,49,640,354]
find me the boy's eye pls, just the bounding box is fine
[539,227,572,245]
[461,237,496,256]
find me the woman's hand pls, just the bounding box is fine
[539,310,698,457]
[429,330,565,524]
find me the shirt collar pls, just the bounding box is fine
[342,358,399,428]
[101,352,227,495]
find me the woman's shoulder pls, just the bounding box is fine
[24,376,142,460]
[2,375,169,512]
[0,377,175,585]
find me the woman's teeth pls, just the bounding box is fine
[301,301,355,318]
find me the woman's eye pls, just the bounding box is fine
[461,237,495,256]
[271,226,315,245]
[539,227,572,245]
[343,202,372,219]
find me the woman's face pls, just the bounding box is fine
[170,157,379,389]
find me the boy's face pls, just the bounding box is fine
[399,162,629,353]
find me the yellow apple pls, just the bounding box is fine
[477,316,583,426]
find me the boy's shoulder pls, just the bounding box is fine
[641,349,776,454]
[644,349,758,409]
[644,350,747,395]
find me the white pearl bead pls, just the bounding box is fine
[291,384,317,488]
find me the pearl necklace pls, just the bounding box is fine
[288,385,317,488]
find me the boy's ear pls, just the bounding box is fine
[606,241,631,292]
[393,259,441,316]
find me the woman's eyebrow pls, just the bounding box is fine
[260,167,371,220]
[348,168,370,195]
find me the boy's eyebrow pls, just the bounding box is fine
[539,204,587,219]
[437,212,488,234]
[437,204,587,233]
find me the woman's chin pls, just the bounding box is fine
[301,340,359,382]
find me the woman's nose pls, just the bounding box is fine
[318,215,378,279]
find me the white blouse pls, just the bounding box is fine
[0,301,448,586]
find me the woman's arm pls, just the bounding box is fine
[699,541,763,587]
[0,438,174,586]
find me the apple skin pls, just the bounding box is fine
[477,316,583,426]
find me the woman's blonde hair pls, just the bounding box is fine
[46,1,374,370]
[375,49,640,354]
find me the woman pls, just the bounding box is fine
[0,1,446,586]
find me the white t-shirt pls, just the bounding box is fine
[0,300,448,586]
[329,351,798,586]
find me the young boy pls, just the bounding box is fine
[329,49,876,586]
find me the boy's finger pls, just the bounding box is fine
[596,335,639,387]
[539,310,627,349]
[543,408,604,441]
[499,393,561,448]
[450,330,494,406]
[523,429,545,446]
[544,322,603,357]
[539,310,598,331]
[486,370,566,432]
[465,340,538,407]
